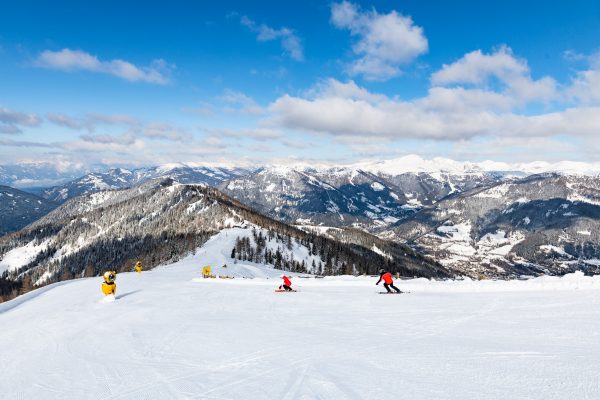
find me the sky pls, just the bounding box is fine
[1,0,600,170]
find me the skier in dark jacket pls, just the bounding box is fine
[376,269,401,293]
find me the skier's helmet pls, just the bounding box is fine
[379,269,385,274]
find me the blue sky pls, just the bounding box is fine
[1,0,600,170]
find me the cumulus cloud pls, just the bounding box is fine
[268,78,600,141]
[0,106,42,134]
[431,46,557,104]
[240,16,304,61]
[564,50,600,104]
[36,49,173,84]
[568,70,600,103]
[331,1,428,81]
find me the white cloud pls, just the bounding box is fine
[0,106,42,134]
[0,138,58,148]
[432,46,527,85]
[36,49,173,84]
[564,50,600,104]
[449,136,580,162]
[331,1,428,81]
[46,112,188,142]
[203,127,283,142]
[268,78,600,141]
[431,46,557,104]
[140,123,192,142]
[47,113,85,130]
[79,132,138,146]
[61,137,146,153]
[219,90,264,114]
[240,16,304,61]
[568,70,600,103]
[47,113,140,131]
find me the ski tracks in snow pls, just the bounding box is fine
[103,346,300,400]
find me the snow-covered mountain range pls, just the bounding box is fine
[39,164,251,203]
[220,165,500,229]
[1,155,599,280]
[354,155,600,176]
[386,174,600,276]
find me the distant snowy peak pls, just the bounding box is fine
[40,165,252,203]
[353,155,600,176]
[355,155,486,176]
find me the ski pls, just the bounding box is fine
[275,289,298,292]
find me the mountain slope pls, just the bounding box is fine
[0,186,58,236]
[386,174,600,277]
[220,166,499,230]
[0,181,451,300]
[0,261,598,399]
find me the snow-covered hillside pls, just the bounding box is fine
[0,248,599,399]
[172,227,324,278]
[0,182,450,301]
[220,165,499,230]
[388,174,600,277]
[220,166,421,229]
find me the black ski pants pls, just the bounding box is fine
[384,282,401,293]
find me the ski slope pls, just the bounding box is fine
[1,232,600,399]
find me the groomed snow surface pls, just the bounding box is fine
[1,229,600,399]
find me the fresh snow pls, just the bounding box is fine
[475,184,510,198]
[370,244,393,260]
[539,245,571,257]
[0,239,49,274]
[182,227,322,277]
[370,181,385,191]
[1,248,600,400]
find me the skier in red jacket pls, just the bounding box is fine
[376,269,401,293]
[279,275,293,291]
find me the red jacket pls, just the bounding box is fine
[282,276,292,286]
[381,272,393,284]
